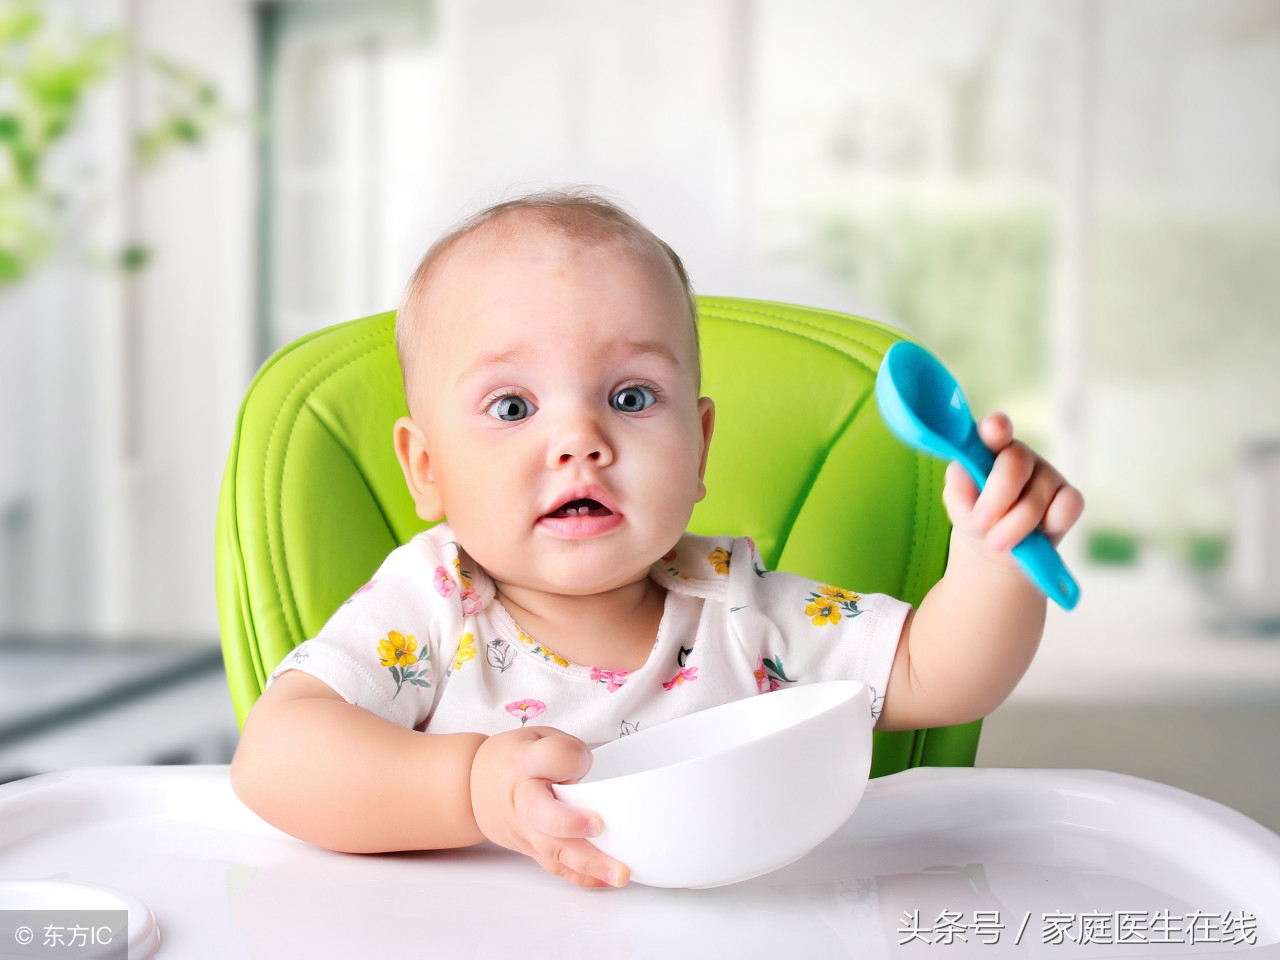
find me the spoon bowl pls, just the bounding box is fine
[876,340,1080,610]
[876,338,982,458]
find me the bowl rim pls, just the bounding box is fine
[557,679,871,794]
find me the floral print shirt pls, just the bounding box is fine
[268,523,909,745]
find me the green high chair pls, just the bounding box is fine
[215,296,981,778]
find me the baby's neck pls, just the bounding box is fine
[494,575,666,673]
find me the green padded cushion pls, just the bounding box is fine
[216,296,980,774]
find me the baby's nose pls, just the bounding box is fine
[551,413,614,467]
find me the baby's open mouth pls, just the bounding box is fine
[546,498,614,519]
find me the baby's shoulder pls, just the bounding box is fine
[335,522,494,617]
[652,530,739,584]
[655,530,820,601]
[659,530,808,584]
[658,530,875,607]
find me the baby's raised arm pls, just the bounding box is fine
[876,412,1084,731]
[231,671,628,886]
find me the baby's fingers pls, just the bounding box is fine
[984,459,1059,550]
[976,411,1015,454]
[973,440,1037,529]
[1042,481,1085,546]
[514,782,627,886]
[521,728,593,784]
[513,778,602,841]
[532,839,630,888]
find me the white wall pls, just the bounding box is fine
[0,0,256,640]
[3,0,1277,639]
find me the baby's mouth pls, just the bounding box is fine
[545,498,614,519]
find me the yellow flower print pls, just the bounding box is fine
[377,630,418,668]
[805,599,841,626]
[512,624,569,668]
[531,642,569,668]
[804,584,864,625]
[378,630,432,699]
[819,584,860,604]
[452,556,473,590]
[708,546,731,576]
[452,633,477,672]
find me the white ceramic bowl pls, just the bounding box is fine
[552,680,873,888]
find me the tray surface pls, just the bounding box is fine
[0,766,1276,959]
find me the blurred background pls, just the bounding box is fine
[1,0,1277,828]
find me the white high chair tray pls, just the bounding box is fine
[0,765,1276,959]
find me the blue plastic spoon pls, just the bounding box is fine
[875,340,1080,610]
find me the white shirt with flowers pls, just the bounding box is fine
[268,522,910,746]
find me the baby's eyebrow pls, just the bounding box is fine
[617,338,682,368]
[455,338,682,387]
[456,348,522,386]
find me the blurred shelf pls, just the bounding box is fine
[1011,555,1280,704]
[985,555,1280,833]
[0,639,239,784]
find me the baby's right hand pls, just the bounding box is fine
[470,727,629,888]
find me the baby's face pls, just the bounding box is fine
[401,220,714,597]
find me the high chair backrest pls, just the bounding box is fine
[216,297,980,776]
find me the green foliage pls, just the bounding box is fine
[0,0,122,283]
[1086,529,1140,566]
[800,206,1052,420]
[1093,215,1280,379]
[119,243,149,271]
[135,54,228,167]
[0,0,230,288]
[1183,533,1228,574]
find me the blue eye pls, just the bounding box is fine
[611,385,656,413]
[487,395,535,421]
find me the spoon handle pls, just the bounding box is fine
[1011,531,1081,610]
[954,431,1080,611]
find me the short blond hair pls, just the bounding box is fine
[395,188,699,413]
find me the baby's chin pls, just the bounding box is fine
[492,561,659,600]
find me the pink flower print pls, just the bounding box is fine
[590,666,629,692]
[754,656,770,693]
[745,537,766,578]
[754,655,793,693]
[505,699,547,727]
[660,546,687,580]
[662,666,698,691]
[433,566,456,599]
[341,579,377,606]
[460,588,483,616]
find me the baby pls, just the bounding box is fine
[231,189,1083,889]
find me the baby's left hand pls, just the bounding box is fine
[941,412,1084,568]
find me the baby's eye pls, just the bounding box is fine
[611,385,657,413]
[487,395,535,421]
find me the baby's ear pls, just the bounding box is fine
[393,416,445,522]
[694,396,716,502]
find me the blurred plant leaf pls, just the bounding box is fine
[792,205,1052,420]
[135,53,229,168]
[119,243,149,271]
[0,0,40,45]
[0,0,232,288]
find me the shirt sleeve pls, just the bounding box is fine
[265,532,468,730]
[725,536,909,723]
